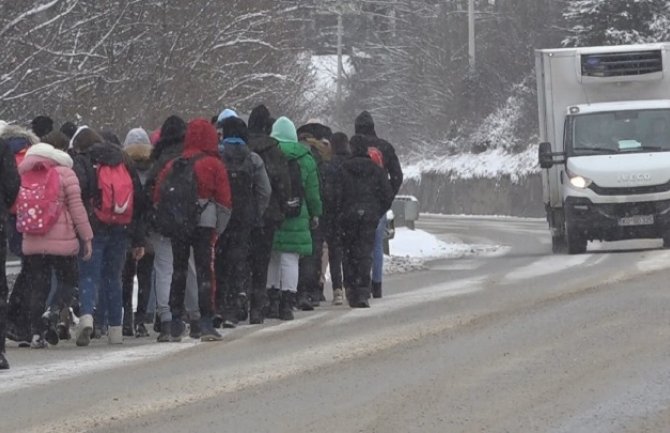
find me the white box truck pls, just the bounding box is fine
[537,43,670,254]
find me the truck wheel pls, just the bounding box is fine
[566,225,587,255]
[551,235,566,254]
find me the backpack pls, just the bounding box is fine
[222,146,255,224]
[153,154,206,239]
[285,157,305,219]
[94,163,134,225]
[9,147,28,215]
[16,164,62,235]
[368,147,384,168]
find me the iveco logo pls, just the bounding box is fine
[617,173,652,183]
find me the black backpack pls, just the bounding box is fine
[222,145,255,225]
[285,157,305,218]
[153,154,206,239]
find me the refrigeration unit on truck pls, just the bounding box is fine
[537,43,670,254]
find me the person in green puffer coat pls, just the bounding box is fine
[266,117,322,321]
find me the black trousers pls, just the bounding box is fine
[298,226,324,297]
[170,228,216,320]
[216,224,251,321]
[341,216,378,295]
[248,223,278,309]
[323,218,344,290]
[122,251,154,323]
[7,258,29,340]
[0,223,7,353]
[24,255,78,336]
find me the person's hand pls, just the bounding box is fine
[310,217,319,230]
[82,240,93,261]
[132,247,145,261]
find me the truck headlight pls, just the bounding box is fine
[569,174,592,189]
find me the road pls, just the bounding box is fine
[2,215,670,433]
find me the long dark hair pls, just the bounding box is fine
[151,115,186,161]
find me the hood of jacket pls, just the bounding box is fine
[271,117,299,144]
[123,128,151,148]
[248,104,272,135]
[184,118,219,157]
[20,143,73,173]
[355,111,377,137]
[0,124,40,155]
[71,126,104,153]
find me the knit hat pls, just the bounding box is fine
[217,109,239,125]
[354,111,376,137]
[297,122,333,141]
[222,117,249,143]
[31,116,54,138]
[271,117,298,143]
[26,143,73,168]
[123,128,151,148]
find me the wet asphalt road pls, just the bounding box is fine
[2,215,670,433]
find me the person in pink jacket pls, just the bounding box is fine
[18,143,93,348]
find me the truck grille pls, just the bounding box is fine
[581,50,663,78]
[588,181,670,196]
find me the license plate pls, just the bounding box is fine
[618,215,654,226]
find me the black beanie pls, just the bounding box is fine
[354,111,376,137]
[248,104,272,135]
[31,115,54,138]
[222,116,249,143]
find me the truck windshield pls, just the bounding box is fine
[570,109,670,155]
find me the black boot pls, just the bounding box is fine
[170,318,185,342]
[0,353,8,370]
[189,320,201,339]
[267,288,281,319]
[279,291,295,321]
[297,291,314,311]
[122,310,134,337]
[134,313,149,337]
[354,286,371,308]
[236,292,249,323]
[157,321,171,343]
[249,293,264,325]
[371,282,382,299]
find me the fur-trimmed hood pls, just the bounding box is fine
[0,124,40,145]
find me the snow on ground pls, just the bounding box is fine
[384,228,502,275]
[403,146,540,183]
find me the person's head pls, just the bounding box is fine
[71,126,104,153]
[354,111,376,137]
[60,121,77,139]
[297,121,332,141]
[222,116,249,143]
[271,117,298,143]
[158,115,187,145]
[100,129,121,146]
[123,127,151,148]
[31,115,54,138]
[184,118,219,154]
[330,132,350,156]
[349,134,370,157]
[42,130,70,151]
[217,109,239,127]
[248,104,272,135]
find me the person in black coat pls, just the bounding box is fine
[0,138,21,369]
[340,134,394,308]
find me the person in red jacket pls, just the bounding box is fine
[154,118,232,342]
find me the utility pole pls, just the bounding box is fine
[468,0,476,73]
[336,5,344,127]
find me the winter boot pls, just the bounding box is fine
[332,288,344,306]
[212,314,224,329]
[189,320,202,339]
[122,311,134,337]
[170,318,185,342]
[248,293,264,325]
[297,291,314,311]
[76,314,94,347]
[135,322,149,338]
[57,307,73,340]
[157,321,171,343]
[371,282,383,299]
[280,291,295,321]
[108,326,123,344]
[42,307,60,346]
[0,353,9,370]
[266,288,281,319]
[353,286,371,309]
[31,334,47,349]
[200,317,223,342]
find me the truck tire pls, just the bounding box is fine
[566,225,587,255]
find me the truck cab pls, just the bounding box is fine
[537,44,670,254]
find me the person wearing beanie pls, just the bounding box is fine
[320,132,350,306]
[217,108,239,126]
[339,134,393,308]
[215,116,271,327]
[0,137,20,368]
[246,105,291,322]
[72,126,146,346]
[152,118,232,342]
[30,116,54,139]
[18,143,94,348]
[120,128,154,338]
[267,117,322,321]
[354,111,403,299]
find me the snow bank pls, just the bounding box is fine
[403,145,540,183]
[385,228,503,275]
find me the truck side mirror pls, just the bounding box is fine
[539,142,554,169]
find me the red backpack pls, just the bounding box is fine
[368,147,384,168]
[94,164,134,225]
[16,164,62,235]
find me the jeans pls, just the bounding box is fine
[79,226,129,327]
[25,255,77,336]
[371,214,387,284]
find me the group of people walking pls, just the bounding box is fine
[0,107,403,370]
